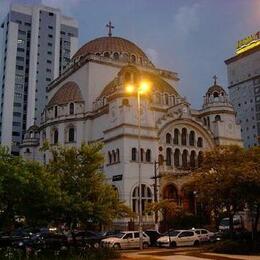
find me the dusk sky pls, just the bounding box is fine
[1,0,259,108]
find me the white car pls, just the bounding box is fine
[191,228,216,242]
[101,231,150,249]
[157,230,200,247]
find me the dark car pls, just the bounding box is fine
[144,230,161,246]
[68,230,105,248]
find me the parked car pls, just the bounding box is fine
[144,230,161,246]
[68,230,104,248]
[219,216,243,232]
[101,231,150,249]
[190,228,216,242]
[157,230,200,247]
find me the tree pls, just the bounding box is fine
[0,146,62,228]
[185,145,247,235]
[45,143,132,228]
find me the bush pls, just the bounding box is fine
[209,240,260,255]
[0,247,120,260]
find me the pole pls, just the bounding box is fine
[154,161,159,231]
[137,91,143,250]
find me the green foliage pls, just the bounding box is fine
[45,143,133,226]
[185,145,260,235]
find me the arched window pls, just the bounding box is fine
[69,103,74,115]
[146,149,151,162]
[113,52,119,60]
[132,148,137,161]
[166,133,171,144]
[173,129,179,145]
[189,131,195,146]
[53,129,58,144]
[104,52,110,58]
[108,152,112,164]
[215,115,221,121]
[182,149,188,168]
[68,127,75,142]
[140,148,144,162]
[190,150,196,168]
[116,148,120,162]
[163,184,178,201]
[174,149,180,167]
[198,151,203,167]
[197,137,203,148]
[112,150,116,163]
[207,117,210,127]
[181,128,187,145]
[42,131,46,143]
[131,55,136,63]
[132,184,152,214]
[158,154,164,165]
[166,147,172,166]
[203,118,207,126]
[54,106,58,118]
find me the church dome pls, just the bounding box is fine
[47,81,83,107]
[206,84,226,97]
[72,36,153,66]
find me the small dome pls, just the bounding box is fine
[206,84,226,97]
[48,81,83,107]
[72,36,153,66]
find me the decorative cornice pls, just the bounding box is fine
[104,133,159,143]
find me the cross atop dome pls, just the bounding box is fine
[106,21,114,37]
[213,75,217,85]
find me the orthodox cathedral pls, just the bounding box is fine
[20,27,242,229]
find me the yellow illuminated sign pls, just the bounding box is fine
[236,31,260,54]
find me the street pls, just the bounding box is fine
[122,247,260,260]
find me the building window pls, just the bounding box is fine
[69,103,74,115]
[189,131,195,146]
[108,152,112,164]
[181,128,187,145]
[166,147,172,166]
[146,149,151,162]
[131,55,136,63]
[132,184,152,214]
[174,149,180,167]
[53,129,58,144]
[68,127,75,142]
[158,154,164,165]
[215,115,221,121]
[182,150,188,168]
[112,150,116,163]
[197,137,203,148]
[132,148,137,161]
[140,148,144,162]
[166,133,171,144]
[190,150,196,168]
[173,129,179,145]
[113,52,119,60]
[198,151,203,167]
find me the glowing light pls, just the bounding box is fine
[126,84,135,94]
[139,81,151,94]
[236,31,260,54]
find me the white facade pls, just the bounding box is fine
[21,36,242,229]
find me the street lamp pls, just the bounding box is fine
[126,80,151,250]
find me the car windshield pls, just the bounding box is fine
[220,219,229,226]
[163,230,180,237]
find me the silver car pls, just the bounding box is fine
[101,231,150,249]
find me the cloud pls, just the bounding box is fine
[173,3,201,39]
[146,48,159,65]
[41,0,82,15]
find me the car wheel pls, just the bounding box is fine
[170,241,176,248]
[93,242,100,248]
[85,243,91,249]
[143,242,149,249]
[113,243,121,249]
[194,240,200,247]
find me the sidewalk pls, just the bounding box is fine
[121,248,260,260]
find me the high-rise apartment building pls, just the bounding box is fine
[0,4,78,154]
[225,31,260,148]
